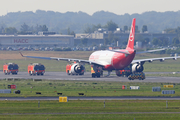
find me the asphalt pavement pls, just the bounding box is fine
[1,96,180,101]
[0,71,180,83]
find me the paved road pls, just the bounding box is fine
[1,96,180,101]
[1,112,180,115]
[0,71,180,83]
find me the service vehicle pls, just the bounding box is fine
[3,63,19,75]
[91,65,103,78]
[28,63,45,76]
[116,66,132,77]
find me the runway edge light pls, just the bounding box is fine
[59,96,68,102]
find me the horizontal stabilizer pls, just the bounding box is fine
[136,48,165,54]
[108,50,130,54]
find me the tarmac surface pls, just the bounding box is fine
[1,96,180,101]
[0,71,180,83]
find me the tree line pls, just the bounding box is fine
[150,27,180,47]
[0,23,49,34]
[164,27,180,46]
[0,22,77,37]
[82,20,148,46]
[84,20,148,33]
[1,10,180,33]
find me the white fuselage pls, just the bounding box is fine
[89,50,114,66]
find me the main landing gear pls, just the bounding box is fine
[91,70,111,78]
[91,65,112,78]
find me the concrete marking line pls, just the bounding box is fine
[1,112,180,115]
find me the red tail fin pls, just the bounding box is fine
[126,18,136,50]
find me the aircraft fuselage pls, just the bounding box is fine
[89,49,135,70]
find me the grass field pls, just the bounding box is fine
[1,51,180,72]
[1,114,180,120]
[0,80,179,97]
[0,100,180,120]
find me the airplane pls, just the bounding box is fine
[20,18,180,78]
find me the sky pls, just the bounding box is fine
[0,0,180,16]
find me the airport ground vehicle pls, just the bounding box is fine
[3,63,19,75]
[28,63,45,75]
[91,65,103,78]
[116,67,131,77]
[128,72,145,80]
[66,63,85,75]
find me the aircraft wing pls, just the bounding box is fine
[108,50,130,54]
[20,52,105,66]
[108,48,165,55]
[132,56,180,64]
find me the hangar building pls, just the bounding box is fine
[0,34,74,47]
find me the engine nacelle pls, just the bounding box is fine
[132,63,144,72]
[70,63,85,75]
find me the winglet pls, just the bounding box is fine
[126,18,136,50]
[136,48,166,54]
[19,52,24,57]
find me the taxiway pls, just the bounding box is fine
[0,71,179,83]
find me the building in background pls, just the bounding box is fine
[0,34,74,47]
[75,31,177,47]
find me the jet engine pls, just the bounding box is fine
[70,63,85,75]
[132,63,144,72]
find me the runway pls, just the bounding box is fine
[0,71,180,83]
